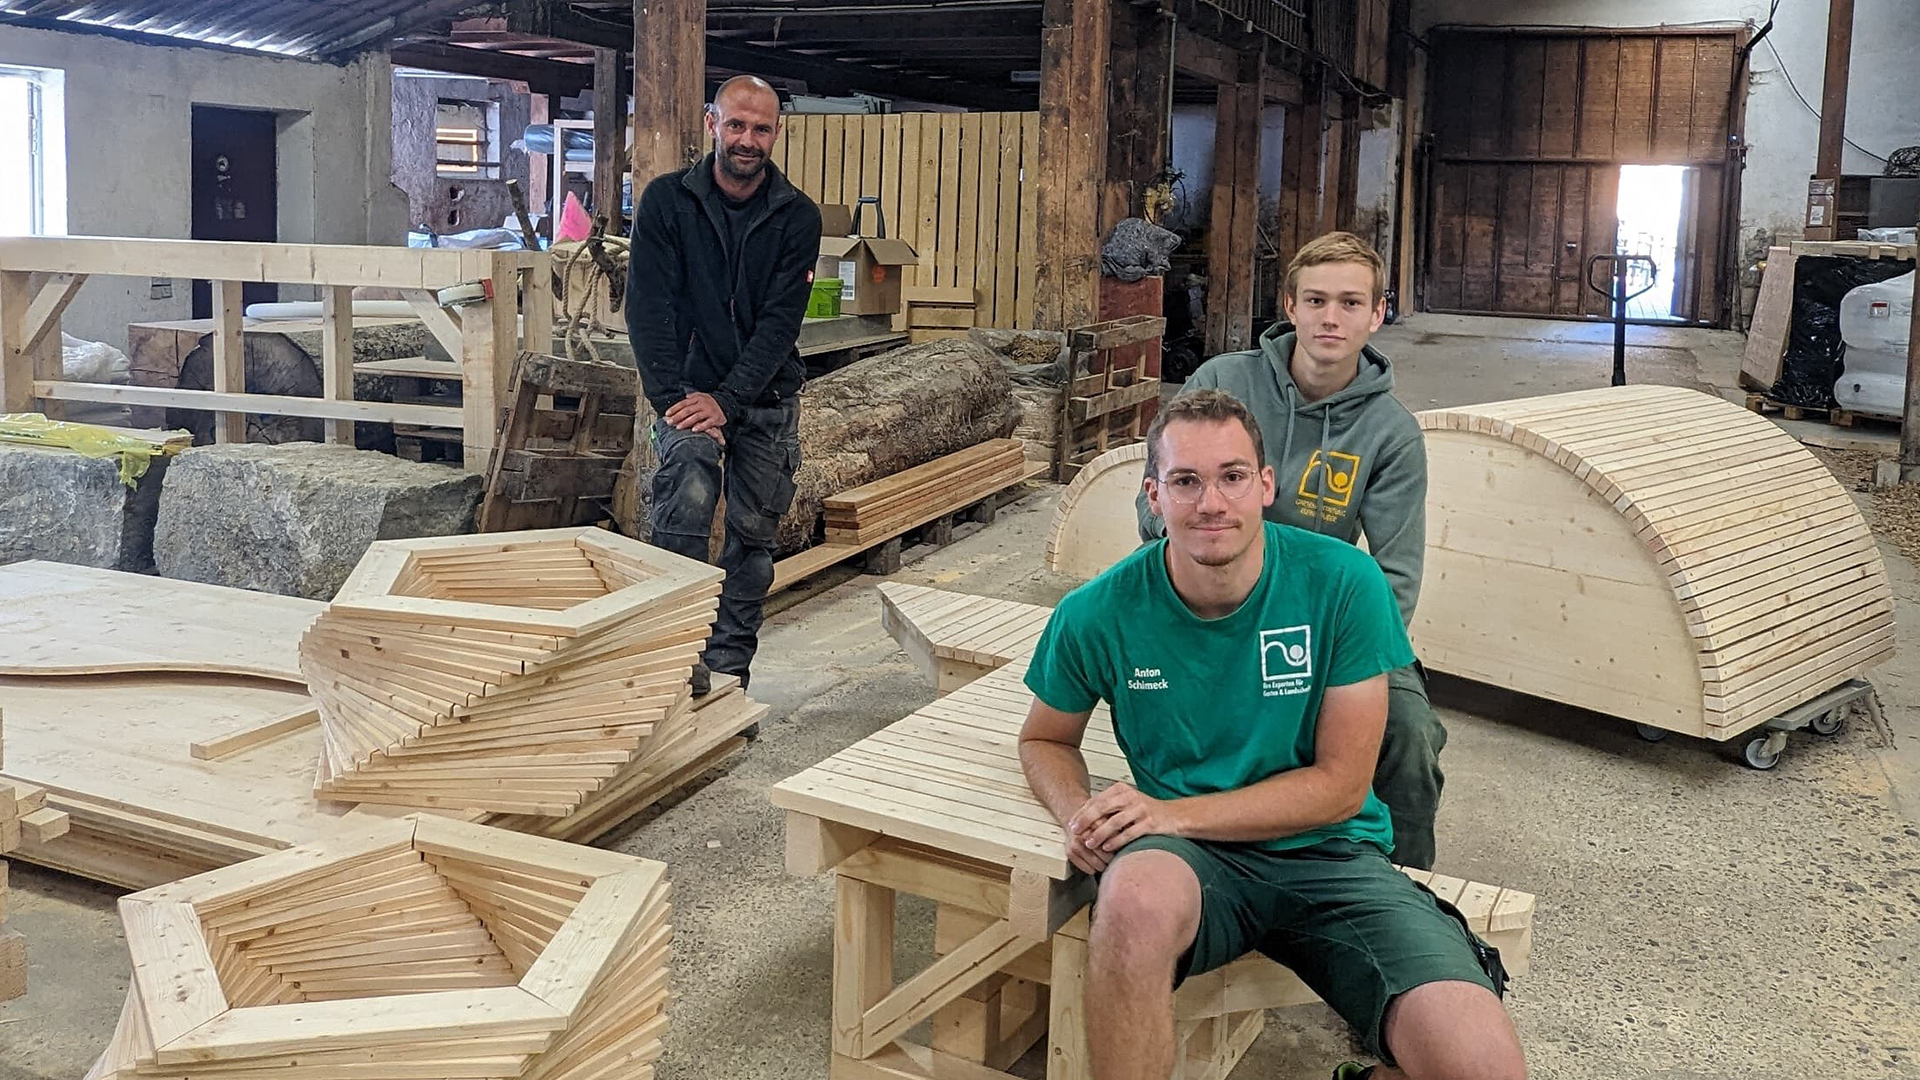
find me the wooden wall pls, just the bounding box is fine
[766,112,1041,330]
[1423,29,1741,325]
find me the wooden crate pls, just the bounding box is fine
[478,352,637,532]
[1055,315,1166,481]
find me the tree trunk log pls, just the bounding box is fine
[614,337,1020,556]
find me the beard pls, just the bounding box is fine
[718,146,767,181]
[1179,520,1252,567]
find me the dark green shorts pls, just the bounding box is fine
[1111,835,1507,1062]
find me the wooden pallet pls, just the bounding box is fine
[86,816,672,1080]
[771,441,1045,593]
[479,352,639,532]
[1745,392,1903,430]
[1055,315,1166,481]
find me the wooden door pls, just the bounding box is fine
[1422,29,1742,326]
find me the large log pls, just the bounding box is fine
[613,337,1020,555]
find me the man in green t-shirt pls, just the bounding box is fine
[1021,389,1523,1080]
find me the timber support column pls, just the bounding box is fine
[1035,0,1110,332]
[632,0,707,198]
[1205,45,1264,355]
[592,47,629,234]
[1103,0,1172,232]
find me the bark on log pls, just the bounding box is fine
[613,337,1020,555]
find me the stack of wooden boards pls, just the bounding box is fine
[0,552,766,891]
[302,528,728,817]
[1,710,70,1000]
[88,815,672,1080]
[824,438,1029,546]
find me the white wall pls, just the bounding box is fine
[0,23,409,349]
[1167,102,1287,232]
[1413,0,1920,261]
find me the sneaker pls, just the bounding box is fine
[1331,1064,1374,1080]
[690,661,711,697]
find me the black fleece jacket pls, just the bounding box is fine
[625,154,823,418]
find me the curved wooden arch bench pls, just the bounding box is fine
[1042,386,1894,750]
[1414,385,1892,744]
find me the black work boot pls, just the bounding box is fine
[689,661,711,697]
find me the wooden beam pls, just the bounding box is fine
[20,272,85,354]
[592,46,629,235]
[189,705,321,762]
[1815,0,1854,180]
[1901,192,1920,482]
[1035,0,1111,331]
[1205,47,1263,354]
[34,382,465,428]
[0,236,533,289]
[1104,0,1172,231]
[0,270,46,414]
[1173,26,1237,85]
[632,0,707,189]
[211,280,245,444]
[388,43,593,97]
[459,252,520,473]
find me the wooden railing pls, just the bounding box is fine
[0,237,553,472]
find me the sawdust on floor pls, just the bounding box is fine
[1809,446,1920,566]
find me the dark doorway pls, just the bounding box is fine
[190,105,278,318]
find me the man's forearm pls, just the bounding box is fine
[1019,739,1093,824]
[1169,766,1365,843]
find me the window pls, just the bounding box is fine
[435,99,498,179]
[0,63,66,236]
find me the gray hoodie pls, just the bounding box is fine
[1136,324,1428,625]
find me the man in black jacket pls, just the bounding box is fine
[627,75,824,696]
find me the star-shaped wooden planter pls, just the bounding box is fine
[299,527,724,816]
[86,815,670,1080]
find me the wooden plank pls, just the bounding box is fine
[936,113,963,289]
[1016,114,1039,330]
[190,705,322,762]
[824,114,848,206]
[20,272,86,354]
[862,113,884,215]
[896,114,924,293]
[972,113,1002,328]
[0,237,515,290]
[35,382,464,429]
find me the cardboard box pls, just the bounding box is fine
[816,236,920,316]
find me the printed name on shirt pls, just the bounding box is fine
[1127,666,1169,691]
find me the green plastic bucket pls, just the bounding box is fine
[808,278,843,318]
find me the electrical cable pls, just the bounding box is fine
[1762,34,1891,164]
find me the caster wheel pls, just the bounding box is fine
[1809,708,1848,737]
[1634,724,1669,743]
[1742,736,1782,771]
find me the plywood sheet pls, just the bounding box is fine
[0,562,319,683]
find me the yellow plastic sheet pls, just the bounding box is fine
[0,413,192,488]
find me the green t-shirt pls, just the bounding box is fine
[1025,521,1414,854]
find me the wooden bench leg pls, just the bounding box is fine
[834,876,896,1060]
[933,975,1049,1071]
[1046,932,1090,1080]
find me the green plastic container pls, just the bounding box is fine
[808,278,843,319]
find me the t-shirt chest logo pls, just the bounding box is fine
[1259,626,1313,697]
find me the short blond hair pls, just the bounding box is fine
[1284,231,1386,305]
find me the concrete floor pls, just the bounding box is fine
[6,312,1920,1080]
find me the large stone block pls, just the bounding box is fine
[0,443,167,573]
[153,442,481,599]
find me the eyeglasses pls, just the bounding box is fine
[1157,468,1258,504]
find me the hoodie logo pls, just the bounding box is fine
[1297,450,1361,509]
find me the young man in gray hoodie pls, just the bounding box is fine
[1135,231,1447,870]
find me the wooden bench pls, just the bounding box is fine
[773,655,1534,1080]
[877,582,1049,693]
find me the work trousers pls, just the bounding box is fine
[648,399,801,679]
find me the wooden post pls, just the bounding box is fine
[527,93,551,219]
[1102,1,1171,231]
[459,252,520,473]
[320,285,354,446]
[833,875,895,1060]
[592,47,629,235]
[1394,48,1423,309]
[631,0,706,193]
[1206,47,1264,354]
[1035,0,1111,332]
[0,271,39,414]
[1806,0,1854,240]
[211,280,245,443]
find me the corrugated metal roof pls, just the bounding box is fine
[0,0,482,59]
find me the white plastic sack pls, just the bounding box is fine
[1832,271,1915,415]
[57,332,132,426]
